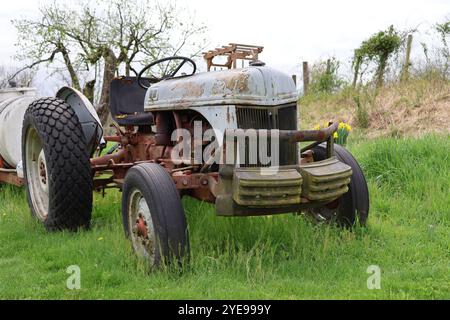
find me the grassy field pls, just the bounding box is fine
[0,134,449,299]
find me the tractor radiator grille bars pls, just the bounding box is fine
[235,104,298,166]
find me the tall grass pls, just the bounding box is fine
[0,135,449,299]
[299,72,450,137]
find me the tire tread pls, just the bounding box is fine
[22,97,92,231]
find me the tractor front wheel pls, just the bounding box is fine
[122,163,189,268]
[309,144,370,227]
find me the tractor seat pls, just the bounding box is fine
[114,112,154,126]
[109,77,155,126]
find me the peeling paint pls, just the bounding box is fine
[171,81,206,98]
[211,70,250,95]
[145,66,297,111]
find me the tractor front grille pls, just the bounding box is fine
[233,168,303,206]
[300,157,353,201]
[236,107,276,129]
[235,104,298,166]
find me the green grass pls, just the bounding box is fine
[0,134,449,299]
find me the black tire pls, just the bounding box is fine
[122,163,189,268]
[22,97,93,231]
[311,144,369,227]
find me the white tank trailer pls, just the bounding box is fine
[0,88,38,167]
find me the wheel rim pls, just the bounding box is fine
[128,189,156,264]
[25,126,49,221]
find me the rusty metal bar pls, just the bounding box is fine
[226,122,338,143]
[326,134,334,158]
[103,135,122,143]
[0,171,23,186]
[172,173,215,190]
[278,122,338,142]
[90,148,127,167]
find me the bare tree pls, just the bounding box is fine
[0,65,35,89]
[13,0,207,124]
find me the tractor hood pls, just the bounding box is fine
[144,66,298,110]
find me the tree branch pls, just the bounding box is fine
[8,50,60,82]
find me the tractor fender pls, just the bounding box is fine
[56,87,104,156]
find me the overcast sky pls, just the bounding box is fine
[0,0,448,92]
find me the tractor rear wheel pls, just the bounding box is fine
[122,163,189,268]
[22,98,93,231]
[309,144,369,227]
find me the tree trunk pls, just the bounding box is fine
[125,62,131,77]
[60,46,81,91]
[352,57,361,89]
[376,56,387,89]
[97,48,117,126]
[83,79,96,104]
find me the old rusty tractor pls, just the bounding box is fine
[0,44,369,267]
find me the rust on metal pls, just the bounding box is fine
[135,215,148,239]
[225,122,339,143]
[172,172,217,190]
[171,81,206,98]
[39,161,47,184]
[278,122,338,142]
[211,71,251,94]
[301,150,314,164]
[83,92,347,217]
[0,171,23,186]
[0,154,23,186]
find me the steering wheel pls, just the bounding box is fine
[137,56,197,89]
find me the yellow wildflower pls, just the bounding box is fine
[337,122,352,132]
[346,124,352,132]
[333,132,338,139]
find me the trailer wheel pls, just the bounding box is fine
[122,163,189,268]
[22,98,93,231]
[310,144,369,227]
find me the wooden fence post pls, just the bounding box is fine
[401,34,413,82]
[302,61,309,95]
